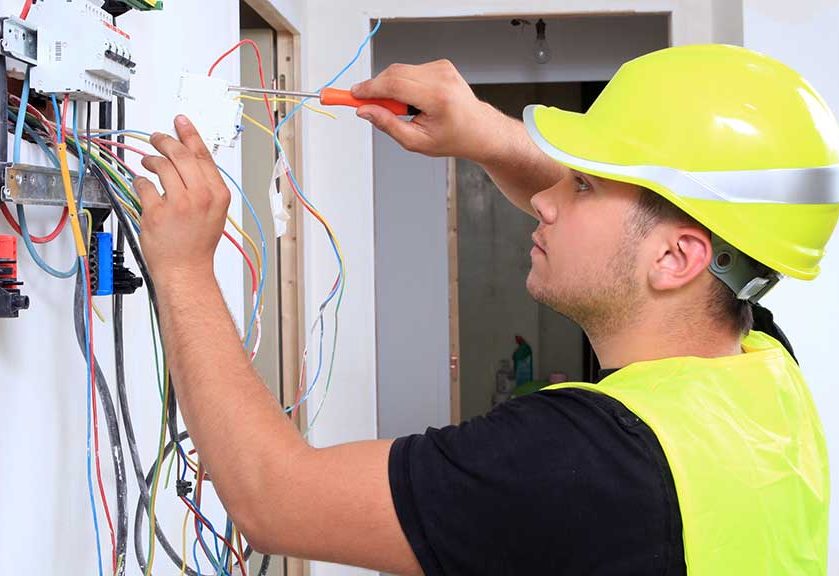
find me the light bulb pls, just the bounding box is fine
[533,19,551,64]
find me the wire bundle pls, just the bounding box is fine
[1,15,383,576]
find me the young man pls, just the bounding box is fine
[135,45,837,574]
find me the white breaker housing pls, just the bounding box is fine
[28,0,135,101]
[176,72,244,150]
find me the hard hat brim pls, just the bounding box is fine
[524,104,839,280]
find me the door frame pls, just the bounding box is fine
[241,2,306,576]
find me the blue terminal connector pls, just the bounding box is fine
[91,232,114,296]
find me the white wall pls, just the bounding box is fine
[0,1,245,573]
[743,1,839,571]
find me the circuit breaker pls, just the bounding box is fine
[27,0,136,100]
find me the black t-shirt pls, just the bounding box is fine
[388,385,686,575]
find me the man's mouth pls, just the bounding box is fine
[531,233,547,254]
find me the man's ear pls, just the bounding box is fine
[647,226,712,292]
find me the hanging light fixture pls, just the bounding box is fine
[511,18,553,65]
[533,19,552,64]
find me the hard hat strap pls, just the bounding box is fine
[709,234,781,303]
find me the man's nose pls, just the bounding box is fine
[531,189,557,224]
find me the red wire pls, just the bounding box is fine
[223,230,258,291]
[182,496,248,575]
[60,95,70,144]
[88,139,138,177]
[191,465,248,576]
[1,97,68,241]
[90,137,149,160]
[86,258,117,573]
[208,39,276,132]
[19,0,32,19]
[0,204,69,243]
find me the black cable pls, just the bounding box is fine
[91,160,253,574]
[132,431,256,576]
[72,212,129,573]
[258,554,272,576]
[96,100,269,575]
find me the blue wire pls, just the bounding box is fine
[216,165,267,349]
[81,257,105,576]
[93,128,152,140]
[12,73,78,279]
[49,94,62,144]
[192,537,203,576]
[272,19,380,413]
[16,206,78,278]
[177,447,226,574]
[13,67,32,161]
[275,19,383,136]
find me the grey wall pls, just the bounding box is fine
[371,15,671,84]
[373,134,451,437]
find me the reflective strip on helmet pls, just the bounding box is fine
[524,105,839,205]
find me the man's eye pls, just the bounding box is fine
[575,176,592,192]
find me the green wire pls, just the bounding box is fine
[149,299,164,401]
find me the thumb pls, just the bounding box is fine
[357,105,427,153]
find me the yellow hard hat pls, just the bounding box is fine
[524,44,839,283]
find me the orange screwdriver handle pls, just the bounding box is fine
[320,88,419,116]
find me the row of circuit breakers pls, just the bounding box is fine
[0,0,162,317]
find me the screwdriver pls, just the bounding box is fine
[228,86,421,116]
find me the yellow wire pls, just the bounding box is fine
[241,113,278,141]
[227,215,262,280]
[236,94,338,120]
[58,144,87,257]
[145,368,170,576]
[180,509,189,576]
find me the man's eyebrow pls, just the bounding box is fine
[570,170,604,185]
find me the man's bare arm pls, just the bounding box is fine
[351,59,565,215]
[135,118,422,575]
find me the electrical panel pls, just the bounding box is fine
[27,0,136,100]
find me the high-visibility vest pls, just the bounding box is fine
[545,331,829,575]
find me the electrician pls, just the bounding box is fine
[134,45,837,574]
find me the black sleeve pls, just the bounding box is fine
[388,388,685,576]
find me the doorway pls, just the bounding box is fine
[454,81,607,421]
[372,14,670,434]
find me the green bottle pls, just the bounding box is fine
[513,335,533,387]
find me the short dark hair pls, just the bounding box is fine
[633,188,753,335]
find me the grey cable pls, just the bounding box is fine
[71,217,129,571]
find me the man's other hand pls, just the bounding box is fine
[134,115,230,283]
[352,59,502,162]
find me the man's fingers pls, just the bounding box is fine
[352,74,433,111]
[356,105,430,154]
[141,155,186,199]
[149,131,208,191]
[134,176,163,212]
[173,115,230,197]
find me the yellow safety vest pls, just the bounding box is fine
[545,331,829,575]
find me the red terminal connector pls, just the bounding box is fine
[0,235,30,318]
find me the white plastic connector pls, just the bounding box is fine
[176,72,244,150]
[269,156,290,238]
